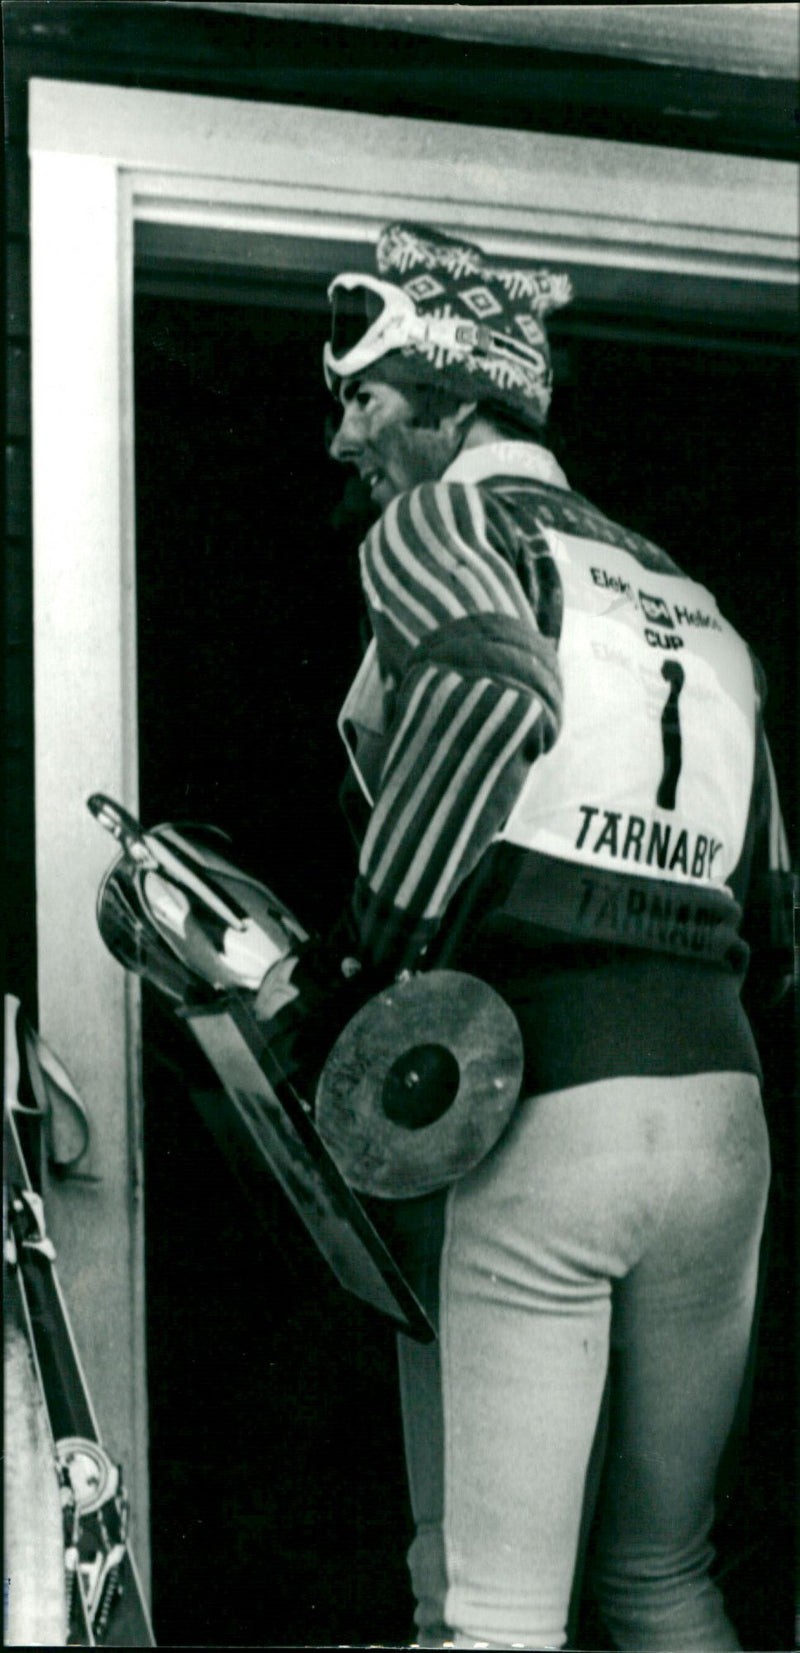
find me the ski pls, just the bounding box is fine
[4,996,156,1647]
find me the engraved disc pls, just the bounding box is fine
[316,971,523,1198]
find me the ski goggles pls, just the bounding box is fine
[323,272,498,391]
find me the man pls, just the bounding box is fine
[260,221,792,1650]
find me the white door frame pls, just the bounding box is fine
[28,75,799,1593]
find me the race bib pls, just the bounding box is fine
[502,533,757,892]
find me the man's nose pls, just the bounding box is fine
[329,402,363,463]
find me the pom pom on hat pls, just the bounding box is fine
[372,221,572,430]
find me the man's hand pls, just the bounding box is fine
[251,934,369,1092]
[253,952,304,1022]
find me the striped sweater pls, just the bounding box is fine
[339,443,792,1051]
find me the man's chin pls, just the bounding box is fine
[371,478,396,509]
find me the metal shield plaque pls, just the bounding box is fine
[183,996,434,1344]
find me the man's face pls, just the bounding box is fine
[328,376,454,510]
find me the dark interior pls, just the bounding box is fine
[134,288,796,1648]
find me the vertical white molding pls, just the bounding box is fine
[30,150,149,1593]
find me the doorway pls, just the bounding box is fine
[133,284,796,1648]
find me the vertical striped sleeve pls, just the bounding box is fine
[348,479,563,971]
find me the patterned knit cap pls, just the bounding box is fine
[371,221,572,429]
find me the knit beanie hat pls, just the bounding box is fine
[330,221,572,431]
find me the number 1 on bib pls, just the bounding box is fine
[657,660,685,811]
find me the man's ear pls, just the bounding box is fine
[433,400,477,440]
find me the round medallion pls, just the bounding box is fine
[316,971,523,1198]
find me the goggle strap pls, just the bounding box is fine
[325,277,548,387]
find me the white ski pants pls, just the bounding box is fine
[396,1071,770,1650]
